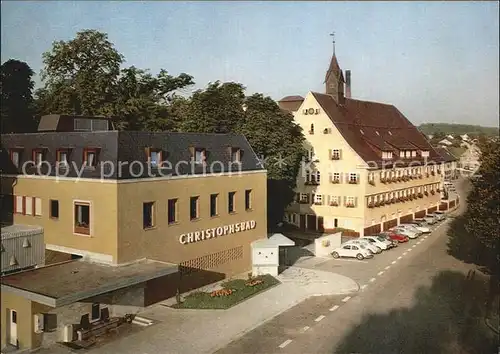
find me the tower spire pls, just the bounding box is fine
[330,32,336,55]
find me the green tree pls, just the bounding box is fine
[1,59,37,133]
[37,29,124,116]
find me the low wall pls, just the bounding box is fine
[314,233,342,258]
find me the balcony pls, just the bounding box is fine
[313,201,323,206]
[348,180,359,185]
[367,202,374,208]
[330,179,341,184]
[305,181,320,186]
[345,204,356,208]
[331,155,340,160]
[368,180,375,186]
[329,202,339,207]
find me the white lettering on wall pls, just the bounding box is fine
[179,220,257,245]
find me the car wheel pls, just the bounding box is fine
[332,252,340,259]
[376,247,382,253]
[356,253,364,260]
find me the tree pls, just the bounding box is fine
[37,29,124,116]
[1,59,37,133]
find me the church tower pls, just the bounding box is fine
[325,33,345,104]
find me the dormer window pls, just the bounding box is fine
[405,150,411,158]
[192,148,206,164]
[411,151,417,157]
[399,151,404,158]
[421,150,430,158]
[9,149,22,168]
[382,151,393,160]
[230,147,242,163]
[32,149,46,166]
[83,148,99,168]
[145,148,163,168]
[388,131,393,135]
[57,149,71,167]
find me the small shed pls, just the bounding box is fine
[251,233,295,276]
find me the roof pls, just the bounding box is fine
[278,95,305,102]
[433,146,458,162]
[1,224,43,240]
[251,233,295,248]
[311,92,443,167]
[37,115,112,132]
[1,259,177,307]
[325,54,345,83]
[1,131,265,179]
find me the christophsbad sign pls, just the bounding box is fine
[179,220,256,244]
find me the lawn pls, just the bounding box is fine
[173,274,280,309]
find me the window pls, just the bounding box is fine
[334,218,338,227]
[15,196,24,214]
[74,202,90,235]
[210,194,218,217]
[332,149,341,160]
[143,202,155,229]
[332,172,340,182]
[9,150,20,168]
[421,150,430,158]
[25,197,33,216]
[245,190,252,210]
[411,151,417,157]
[300,193,309,203]
[194,148,206,164]
[190,196,199,220]
[230,148,242,162]
[91,304,100,321]
[382,151,393,159]
[346,196,356,207]
[147,148,163,167]
[83,149,98,168]
[349,173,358,183]
[309,148,315,161]
[360,129,365,135]
[405,151,411,158]
[400,151,405,158]
[50,200,59,218]
[74,118,92,131]
[168,199,177,224]
[314,194,323,204]
[33,149,45,166]
[309,123,314,134]
[55,149,70,168]
[305,170,311,183]
[376,131,380,136]
[228,192,236,213]
[34,197,42,216]
[313,171,320,183]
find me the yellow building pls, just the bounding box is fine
[281,53,444,236]
[1,116,267,350]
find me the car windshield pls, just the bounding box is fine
[377,236,387,242]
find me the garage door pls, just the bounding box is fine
[306,214,317,231]
[415,210,426,218]
[383,219,398,231]
[449,200,456,208]
[439,203,448,211]
[427,206,437,213]
[399,214,413,223]
[364,224,381,236]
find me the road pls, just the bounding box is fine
[216,179,498,354]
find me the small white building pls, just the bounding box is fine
[446,134,454,140]
[460,134,469,141]
[251,233,295,276]
[438,139,453,146]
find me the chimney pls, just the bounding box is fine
[345,70,351,98]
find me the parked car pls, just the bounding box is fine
[431,211,446,221]
[360,236,394,250]
[424,214,438,224]
[390,226,421,239]
[405,221,431,233]
[397,223,424,234]
[374,234,399,247]
[379,231,409,243]
[331,244,373,260]
[344,239,382,254]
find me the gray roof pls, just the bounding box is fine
[433,146,458,162]
[1,131,265,180]
[1,224,44,240]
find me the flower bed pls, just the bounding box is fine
[173,274,280,309]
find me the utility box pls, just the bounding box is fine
[251,233,295,277]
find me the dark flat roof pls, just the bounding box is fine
[1,259,177,307]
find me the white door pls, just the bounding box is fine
[9,309,17,346]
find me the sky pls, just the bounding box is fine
[1,1,499,127]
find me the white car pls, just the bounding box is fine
[360,236,394,250]
[431,211,446,221]
[390,226,420,239]
[404,221,431,233]
[331,244,373,260]
[344,239,382,254]
[424,214,438,225]
[398,223,430,234]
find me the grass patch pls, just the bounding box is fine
[173,274,280,309]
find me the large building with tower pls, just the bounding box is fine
[280,50,447,236]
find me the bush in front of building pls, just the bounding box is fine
[174,274,280,309]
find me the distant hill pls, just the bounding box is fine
[418,123,498,137]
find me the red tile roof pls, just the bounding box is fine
[311,92,444,167]
[279,95,305,102]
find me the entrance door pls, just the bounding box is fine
[306,215,317,231]
[9,309,17,346]
[317,216,324,232]
[299,214,306,230]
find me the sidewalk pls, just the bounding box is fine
[37,267,358,354]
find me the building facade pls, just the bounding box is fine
[281,53,445,236]
[1,117,267,350]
